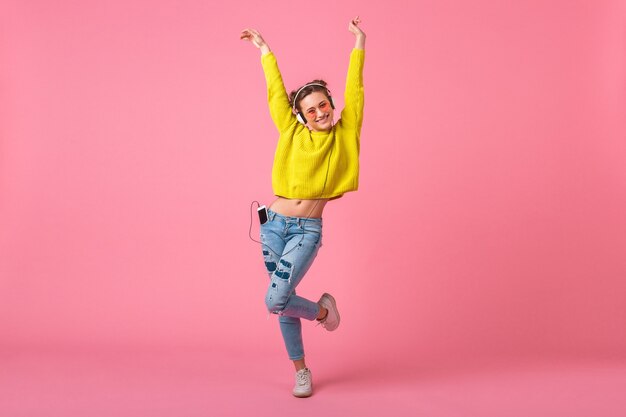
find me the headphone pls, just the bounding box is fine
[292,83,335,125]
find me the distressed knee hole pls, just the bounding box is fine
[275,270,290,280]
[274,259,294,281]
[262,249,277,272]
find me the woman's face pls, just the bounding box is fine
[299,91,334,132]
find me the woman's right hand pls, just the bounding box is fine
[240,28,271,54]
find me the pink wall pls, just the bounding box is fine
[1,0,625,364]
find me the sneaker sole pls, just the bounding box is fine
[293,390,313,398]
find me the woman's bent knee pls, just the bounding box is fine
[265,291,289,314]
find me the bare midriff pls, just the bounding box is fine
[269,196,329,219]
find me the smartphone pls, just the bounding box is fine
[257,205,268,225]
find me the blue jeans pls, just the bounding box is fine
[260,209,323,360]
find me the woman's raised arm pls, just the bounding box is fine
[240,28,296,132]
[339,17,366,131]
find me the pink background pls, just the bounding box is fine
[1,0,626,414]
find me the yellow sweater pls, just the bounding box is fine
[261,48,365,199]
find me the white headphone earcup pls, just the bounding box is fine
[296,112,306,125]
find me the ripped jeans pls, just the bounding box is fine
[260,209,323,360]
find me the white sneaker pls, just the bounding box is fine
[317,293,340,331]
[293,368,313,398]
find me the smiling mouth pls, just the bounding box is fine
[316,115,329,123]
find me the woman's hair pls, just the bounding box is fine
[289,79,331,112]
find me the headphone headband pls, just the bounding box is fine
[292,83,332,110]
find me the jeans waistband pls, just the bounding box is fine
[267,209,323,225]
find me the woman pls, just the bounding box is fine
[240,16,366,398]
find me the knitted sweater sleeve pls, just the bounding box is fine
[338,48,365,131]
[261,52,298,133]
